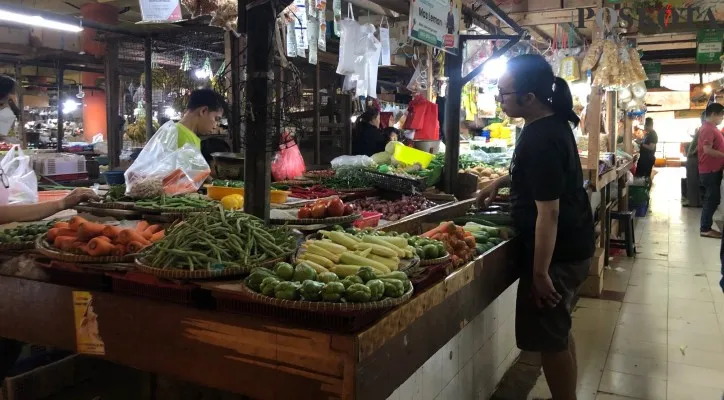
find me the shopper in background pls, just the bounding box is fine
[635,117,658,179]
[477,54,594,400]
[175,89,227,149]
[351,106,385,156]
[697,103,724,238]
[683,113,705,208]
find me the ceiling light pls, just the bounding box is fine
[704,85,712,94]
[483,57,508,80]
[0,9,82,33]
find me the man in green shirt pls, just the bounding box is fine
[176,89,226,149]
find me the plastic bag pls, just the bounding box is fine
[124,121,210,197]
[331,155,374,169]
[271,131,306,181]
[336,5,362,75]
[0,145,38,204]
[581,39,604,71]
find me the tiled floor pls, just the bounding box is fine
[527,168,724,400]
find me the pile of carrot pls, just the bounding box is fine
[420,221,477,267]
[46,216,165,257]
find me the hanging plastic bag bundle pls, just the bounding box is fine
[271,130,306,181]
[0,145,38,204]
[124,121,210,198]
[336,4,362,75]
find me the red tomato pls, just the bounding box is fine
[343,204,354,215]
[311,203,327,218]
[297,207,312,219]
[327,198,345,217]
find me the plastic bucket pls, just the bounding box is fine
[102,171,125,185]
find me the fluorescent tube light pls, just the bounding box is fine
[0,9,82,33]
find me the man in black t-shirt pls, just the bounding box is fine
[635,117,658,178]
[477,55,594,400]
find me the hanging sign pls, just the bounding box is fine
[72,291,105,356]
[696,29,723,64]
[408,0,461,53]
[642,62,661,89]
[138,0,183,23]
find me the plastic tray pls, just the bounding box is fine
[353,211,383,229]
[363,170,427,194]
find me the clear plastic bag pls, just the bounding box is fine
[124,121,210,197]
[0,145,37,204]
[581,39,604,71]
[331,155,374,169]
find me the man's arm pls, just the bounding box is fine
[0,188,99,225]
[641,143,656,151]
[476,174,511,209]
[533,199,559,277]
[703,144,724,158]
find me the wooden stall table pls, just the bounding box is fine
[0,230,518,400]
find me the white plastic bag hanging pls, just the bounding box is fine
[333,0,341,37]
[318,9,327,52]
[353,23,381,98]
[124,121,210,197]
[379,17,391,66]
[336,4,361,75]
[308,15,319,65]
[0,145,37,204]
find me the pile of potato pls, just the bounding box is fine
[458,166,508,189]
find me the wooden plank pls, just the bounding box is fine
[606,91,617,154]
[586,88,603,170]
[0,277,354,400]
[355,241,519,400]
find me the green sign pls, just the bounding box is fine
[643,63,661,89]
[696,29,723,64]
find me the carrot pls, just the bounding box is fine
[127,241,148,254]
[79,244,91,255]
[135,221,149,233]
[70,241,86,251]
[111,244,126,257]
[77,222,107,241]
[150,230,165,242]
[144,224,163,235]
[463,236,476,248]
[53,221,70,229]
[53,236,77,251]
[69,216,89,231]
[95,236,112,243]
[48,228,77,241]
[421,221,455,238]
[118,229,151,246]
[102,225,123,239]
[87,237,115,256]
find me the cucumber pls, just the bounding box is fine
[453,216,498,227]
[474,213,514,226]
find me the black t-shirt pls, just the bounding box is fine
[510,115,595,264]
[640,129,658,158]
[352,123,386,157]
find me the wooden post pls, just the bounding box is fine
[586,88,602,170]
[313,63,321,165]
[105,39,120,168]
[443,47,462,195]
[56,66,64,152]
[15,63,24,149]
[229,32,242,153]
[623,114,633,155]
[144,36,153,140]
[243,0,276,220]
[606,91,617,155]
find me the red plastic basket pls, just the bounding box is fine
[353,211,383,228]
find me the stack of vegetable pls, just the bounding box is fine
[453,213,515,255]
[45,217,165,256]
[321,169,374,190]
[335,226,449,262]
[211,179,244,188]
[420,222,477,267]
[349,195,437,221]
[0,222,53,244]
[134,195,218,211]
[297,197,354,219]
[245,261,411,303]
[140,208,296,271]
[295,229,417,278]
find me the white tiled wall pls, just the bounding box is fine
[387,280,521,400]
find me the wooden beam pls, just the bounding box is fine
[638,41,696,51]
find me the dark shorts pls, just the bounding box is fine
[515,258,591,353]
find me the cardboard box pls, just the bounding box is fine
[588,247,605,277]
[578,273,604,298]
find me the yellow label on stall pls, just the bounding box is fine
[72,291,105,355]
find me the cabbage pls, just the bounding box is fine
[385,141,399,154]
[371,152,391,165]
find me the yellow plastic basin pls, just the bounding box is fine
[205,185,290,204]
[392,142,435,168]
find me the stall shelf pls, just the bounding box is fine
[0,197,519,399]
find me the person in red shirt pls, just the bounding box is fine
[697,103,724,238]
